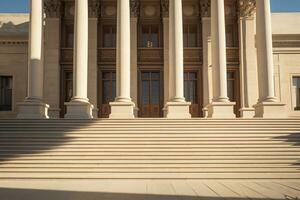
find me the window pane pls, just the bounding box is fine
[183,25,188,47]
[112,72,116,80]
[0,76,12,111]
[189,72,197,80]
[227,80,234,102]
[293,77,300,110]
[188,25,197,47]
[141,25,150,47]
[103,25,116,48]
[142,72,150,80]
[103,80,111,104]
[65,25,74,48]
[189,81,197,103]
[103,72,111,80]
[184,80,190,102]
[66,80,73,102]
[151,80,160,104]
[151,25,159,47]
[142,80,150,104]
[151,72,160,80]
[112,80,116,100]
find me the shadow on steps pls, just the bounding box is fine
[0,120,98,163]
[0,187,297,200]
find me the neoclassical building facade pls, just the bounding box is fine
[0,0,300,119]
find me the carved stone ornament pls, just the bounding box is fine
[89,0,100,18]
[200,0,210,18]
[239,0,256,18]
[130,0,140,18]
[161,0,169,18]
[44,0,61,18]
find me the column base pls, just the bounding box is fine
[109,101,135,119]
[48,108,61,119]
[164,101,191,119]
[17,102,49,119]
[64,101,94,119]
[202,107,209,118]
[239,107,255,118]
[207,102,236,118]
[254,102,287,118]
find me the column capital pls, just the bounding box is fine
[130,0,140,18]
[161,0,169,18]
[200,0,211,18]
[239,0,256,18]
[44,0,61,18]
[89,0,101,18]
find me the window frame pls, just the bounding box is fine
[0,75,13,112]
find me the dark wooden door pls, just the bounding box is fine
[184,71,200,117]
[60,70,73,117]
[227,69,240,117]
[139,71,162,118]
[100,71,116,118]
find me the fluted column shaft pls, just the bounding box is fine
[169,0,185,102]
[256,0,277,102]
[27,0,44,101]
[72,0,89,102]
[116,0,131,102]
[211,0,229,102]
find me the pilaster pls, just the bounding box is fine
[43,0,61,118]
[88,0,100,118]
[238,0,257,118]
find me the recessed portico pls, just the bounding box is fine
[17,0,287,119]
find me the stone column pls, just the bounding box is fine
[254,0,286,118]
[88,0,100,118]
[65,0,94,119]
[207,0,235,118]
[164,0,191,119]
[238,0,257,118]
[109,0,135,119]
[17,0,49,119]
[43,0,61,118]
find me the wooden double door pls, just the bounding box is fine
[139,70,163,118]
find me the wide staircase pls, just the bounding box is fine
[0,119,299,179]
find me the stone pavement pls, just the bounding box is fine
[0,180,299,200]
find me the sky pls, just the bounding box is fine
[0,0,299,13]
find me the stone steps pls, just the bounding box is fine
[0,119,299,179]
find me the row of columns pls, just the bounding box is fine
[17,0,286,119]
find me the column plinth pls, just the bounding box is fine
[254,0,286,118]
[109,0,135,119]
[207,0,235,118]
[65,0,93,119]
[164,0,191,119]
[17,0,49,119]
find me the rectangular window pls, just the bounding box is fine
[0,76,13,111]
[293,77,300,111]
[141,24,159,48]
[183,24,198,48]
[102,25,116,48]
